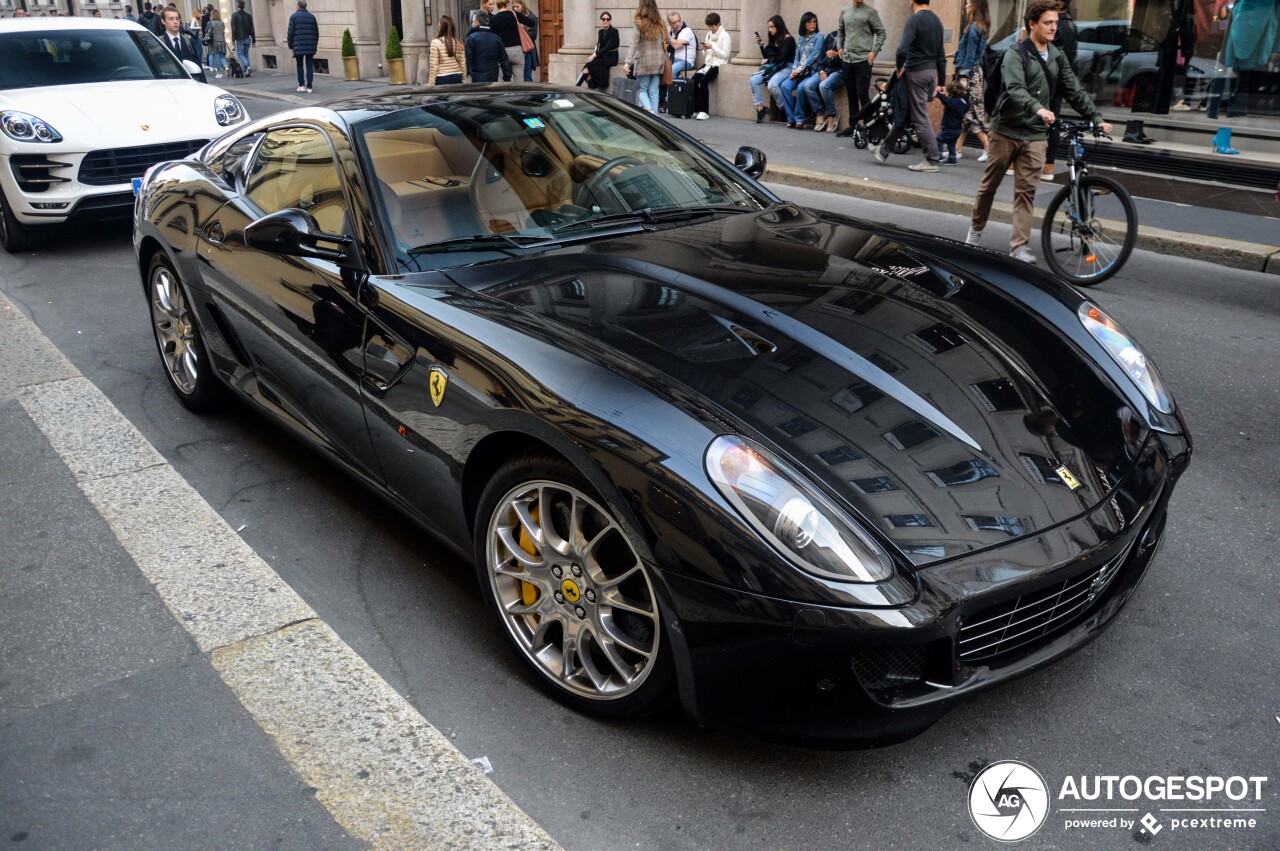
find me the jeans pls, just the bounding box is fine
[791,74,824,121]
[523,51,538,81]
[210,52,227,74]
[811,70,844,115]
[235,38,251,73]
[435,73,463,85]
[637,73,660,112]
[937,128,961,159]
[749,65,791,107]
[295,54,314,88]
[778,74,813,123]
[672,58,693,77]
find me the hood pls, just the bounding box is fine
[443,208,1150,565]
[0,80,231,148]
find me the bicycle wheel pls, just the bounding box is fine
[1040,174,1137,286]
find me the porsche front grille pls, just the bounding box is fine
[958,543,1134,665]
[77,140,207,186]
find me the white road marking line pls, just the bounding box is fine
[1,290,560,850]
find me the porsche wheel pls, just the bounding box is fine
[148,254,222,412]
[0,187,41,253]
[475,455,673,718]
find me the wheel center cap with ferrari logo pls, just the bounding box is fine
[560,578,582,604]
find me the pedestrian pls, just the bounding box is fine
[749,15,794,123]
[779,12,824,129]
[578,11,619,90]
[512,1,539,81]
[966,0,1111,263]
[809,29,845,131]
[465,12,512,82]
[139,2,164,36]
[187,6,205,67]
[428,15,467,85]
[935,78,968,163]
[691,12,731,119]
[205,8,228,78]
[123,5,137,21]
[159,6,199,64]
[833,0,885,137]
[287,0,319,93]
[954,0,991,162]
[666,12,696,76]
[874,0,947,172]
[13,7,26,16]
[231,0,255,78]
[623,0,667,114]
[490,0,535,85]
[1042,0,1077,179]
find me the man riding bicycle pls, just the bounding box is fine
[965,0,1111,264]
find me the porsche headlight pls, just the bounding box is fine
[705,435,894,583]
[213,95,246,126]
[1078,302,1173,413]
[1,111,62,143]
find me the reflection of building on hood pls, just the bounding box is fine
[1222,0,1280,69]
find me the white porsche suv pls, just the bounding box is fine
[0,17,248,252]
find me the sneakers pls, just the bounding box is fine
[977,151,989,163]
[297,86,306,92]
[305,87,313,93]
[955,151,964,160]
[694,111,710,120]
[836,126,855,137]
[873,147,888,164]
[965,228,983,246]
[943,157,958,165]
[1011,247,1037,264]
[215,72,223,78]
[908,160,940,172]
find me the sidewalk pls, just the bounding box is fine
[221,72,1280,273]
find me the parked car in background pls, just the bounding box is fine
[0,17,248,252]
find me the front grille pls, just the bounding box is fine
[78,140,207,186]
[958,543,1134,665]
[852,645,927,691]
[10,154,73,193]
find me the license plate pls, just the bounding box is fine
[132,178,143,196]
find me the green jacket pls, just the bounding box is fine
[837,3,886,63]
[989,41,1100,141]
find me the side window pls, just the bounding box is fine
[245,126,347,234]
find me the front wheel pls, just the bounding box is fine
[147,254,223,412]
[474,454,673,719]
[0,186,42,253]
[1040,174,1137,286]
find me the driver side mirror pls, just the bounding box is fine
[245,209,355,266]
[182,59,207,84]
[734,146,767,180]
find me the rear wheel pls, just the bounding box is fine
[1040,174,1137,286]
[147,254,223,412]
[0,186,42,253]
[474,454,673,718]
[891,131,913,155]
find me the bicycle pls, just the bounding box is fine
[1040,120,1138,286]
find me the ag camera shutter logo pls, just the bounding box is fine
[968,761,1051,842]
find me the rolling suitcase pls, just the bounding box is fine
[667,72,694,118]
[610,75,640,106]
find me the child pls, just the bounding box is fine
[936,80,969,165]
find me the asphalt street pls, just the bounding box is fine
[1,93,1277,849]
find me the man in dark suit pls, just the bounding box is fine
[160,6,199,64]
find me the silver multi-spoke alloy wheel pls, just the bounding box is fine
[150,263,199,395]
[485,479,661,701]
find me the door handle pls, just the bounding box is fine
[206,221,225,245]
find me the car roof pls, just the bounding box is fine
[0,18,151,33]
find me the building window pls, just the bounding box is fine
[830,381,884,415]
[852,476,899,494]
[907,323,967,354]
[970,378,1023,412]
[766,345,816,375]
[730,385,761,409]
[925,458,1000,487]
[1019,453,1065,484]
[886,513,933,528]
[963,515,1028,537]
[818,445,862,465]
[869,352,901,374]
[777,416,817,438]
[882,419,940,450]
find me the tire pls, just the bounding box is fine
[146,253,223,412]
[852,127,868,149]
[1040,174,1137,286]
[0,186,43,253]
[474,453,674,719]
[891,132,913,155]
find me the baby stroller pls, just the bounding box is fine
[849,76,917,155]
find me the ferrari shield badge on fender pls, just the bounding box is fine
[429,366,448,407]
[1055,464,1083,491]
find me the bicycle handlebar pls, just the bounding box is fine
[1056,119,1107,138]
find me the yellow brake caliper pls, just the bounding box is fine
[518,506,539,610]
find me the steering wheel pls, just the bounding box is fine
[575,155,645,213]
[108,65,142,80]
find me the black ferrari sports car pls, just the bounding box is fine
[133,85,1190,746]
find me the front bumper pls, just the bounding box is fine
[662,431,1190,746]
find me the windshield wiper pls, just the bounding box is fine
[406,233,550,256]
[549,205,758,235]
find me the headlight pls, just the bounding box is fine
[1078,302,1173,414]
[705,435,894,583]
[213,95,246,127]
[0,111,62,143]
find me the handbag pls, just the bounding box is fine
[516,13,535,53]
[661,55,673,86]
[792,64,815,82]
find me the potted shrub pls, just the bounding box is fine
[385,26,406,84]
[341,29,359,81]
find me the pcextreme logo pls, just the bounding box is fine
[967,762,1270,842]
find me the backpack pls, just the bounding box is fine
[983,39,1058,116]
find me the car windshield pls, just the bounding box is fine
[351,92,770,271]
[0,29,188,90]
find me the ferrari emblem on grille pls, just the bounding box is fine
[1055,464,1082,491]
[429,366,448,407]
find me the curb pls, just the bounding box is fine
[765,165,1280,275]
